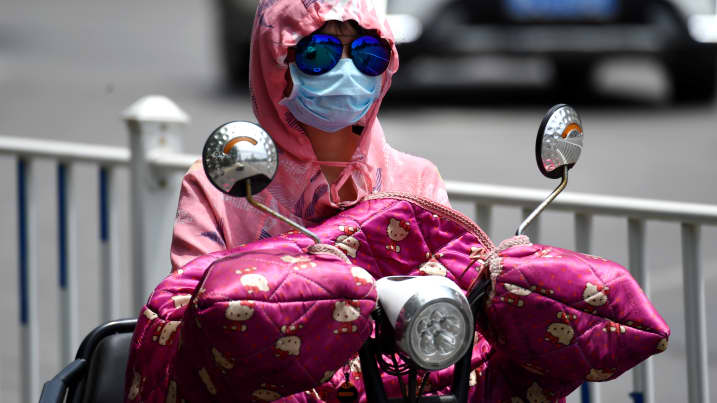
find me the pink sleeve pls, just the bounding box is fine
[381,145,451,207]
[170,162,227,271]
[419,162,451,207]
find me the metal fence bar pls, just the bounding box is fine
[628,219,653,403]
[100,166,121,320]
[575,213,593,253]
[574,213,600,403]
[447,181,717,225]
[58,163,79,364]
[18,158,39,403]
[681,223,710,403]
[147,150,198,172]
[475,204,492,238]
[0,136,129,165]
[3,145,717,226]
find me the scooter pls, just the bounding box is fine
[39,104,584,403]
[199,104,583,402]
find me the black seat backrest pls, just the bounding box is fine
[41,319,136,403]
[80,331,133,403]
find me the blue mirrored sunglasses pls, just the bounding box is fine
[294,33,391,76]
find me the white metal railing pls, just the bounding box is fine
[448,182,713,403]
[0,95,195,403]
[0,96,711,403]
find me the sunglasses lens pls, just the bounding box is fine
[295,34,342,75]
[350,36,390,76]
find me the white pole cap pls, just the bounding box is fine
[122,95,190,124]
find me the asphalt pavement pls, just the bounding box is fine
[0,1,715,402]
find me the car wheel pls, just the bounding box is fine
[667,54,717,104]
[216,0,253,89]
[221,39,251,89]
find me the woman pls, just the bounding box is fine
[170,0,449,272]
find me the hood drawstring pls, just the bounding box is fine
[311,159,374,208]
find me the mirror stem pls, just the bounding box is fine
[245,181,321,244]
[516,165,569,236]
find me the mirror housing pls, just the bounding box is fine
[201,121,321,244]
[517,104,584,236]
[536,104,583,179]
[202,121,278,197]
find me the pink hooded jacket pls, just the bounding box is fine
[170,0,449,271]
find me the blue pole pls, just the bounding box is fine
[99,166,117,321]
[58,163,67,289]
[100,167,109,242]
[17,159,28,325]
[629,392,645,403]
[581,383,592,403]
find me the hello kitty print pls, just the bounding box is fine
[386,218,410,253]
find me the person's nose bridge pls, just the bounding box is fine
[341,42,351,59]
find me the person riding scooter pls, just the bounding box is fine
[124,1,670,402]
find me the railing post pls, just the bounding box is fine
[123,95,190,312]
[100,166,121,320]
[58,163,79,365]
[681,223,709,403]
[574,212,600,403]
[475,204,492,238]
[18,158,39,403]
[628,218,654,403]
[575,213,593,254]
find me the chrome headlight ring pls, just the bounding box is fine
[391,278,474,371]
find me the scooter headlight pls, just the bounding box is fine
[376,276,474,370]
[410,301,468,367]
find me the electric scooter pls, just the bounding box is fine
[39,104,584,403]
[199,104,583,402]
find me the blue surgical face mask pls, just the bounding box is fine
[280,59,383,133]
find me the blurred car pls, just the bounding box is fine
[216,0,717,102]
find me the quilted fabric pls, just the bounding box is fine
[478,239,670,401]
[124,195,669,402]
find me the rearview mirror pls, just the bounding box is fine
[536,104,583,179]
[517,104,584,236]
[201,121,320,244]
[202,121,278,197]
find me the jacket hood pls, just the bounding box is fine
[248,0,399,164]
